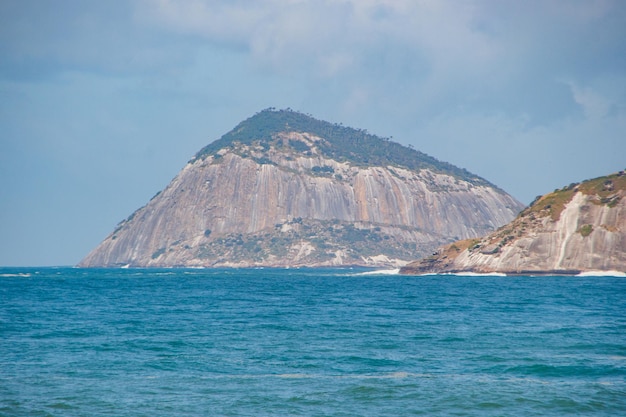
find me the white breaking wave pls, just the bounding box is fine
[444,272,508,277]
[577,270,626,277]
[354,269,400,276]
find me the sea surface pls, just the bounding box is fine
[1,267,625,416]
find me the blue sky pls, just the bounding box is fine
[1,0,625,266]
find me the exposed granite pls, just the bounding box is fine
[79,117,523,268]
[401,172,626,275]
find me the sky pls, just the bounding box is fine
[1,0,625,266]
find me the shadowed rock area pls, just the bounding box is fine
[401,171,626,275]
[79,109,523,268]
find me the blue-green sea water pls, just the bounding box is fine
[1,267,625,416]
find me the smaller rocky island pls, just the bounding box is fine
[400,171,626,276]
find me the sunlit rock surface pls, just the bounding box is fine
[401,172,626,275]
[79,110,523,268]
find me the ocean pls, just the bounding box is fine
[1,267,625,416]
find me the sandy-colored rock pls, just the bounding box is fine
[401,172,626,275]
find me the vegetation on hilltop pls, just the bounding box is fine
[194,108,493,187]
[466,170,625,254]
[401,170,626,275]
[520,170,625,221]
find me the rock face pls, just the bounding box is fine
[400,172,626,275]
[79,109,523,268]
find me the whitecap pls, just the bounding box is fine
[577,270,626,277]
[276,373,312,379]
[353,268,400,276]
[415,272,507,277]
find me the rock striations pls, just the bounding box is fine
[400,172,626,275]
[79,109,523,268]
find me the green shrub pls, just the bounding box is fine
[151,248,166,259]
[312,165,334,175]
[289,140,310,153]
[192,109,493,186]
[578,224,593,237]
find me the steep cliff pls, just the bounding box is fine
[400,172,626,275]
[79,109,523,268]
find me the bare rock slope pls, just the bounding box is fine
[79,109,523,268]
[401,172,626,275]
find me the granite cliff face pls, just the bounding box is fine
[401,172,626,275]
[79,109,523,268]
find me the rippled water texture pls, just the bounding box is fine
[1,268,625,416]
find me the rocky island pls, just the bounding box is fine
[79,109,523,268]
[400,172,626,275]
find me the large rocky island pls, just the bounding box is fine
[400,172,626,275]
[79,109,523,268]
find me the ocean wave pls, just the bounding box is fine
[450,272,508,277]
[352,268,400,276]
[577,270,626,277]
[200,372,430,380]
[419,272,508,277]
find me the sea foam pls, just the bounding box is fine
[354,268,400,276]
[577,270,626,277]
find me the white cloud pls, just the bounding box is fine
[136,0,625,120]
[137,0,499,77]
[568,83,612,120]
[136,0,266,45]
[562,76,626,122]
